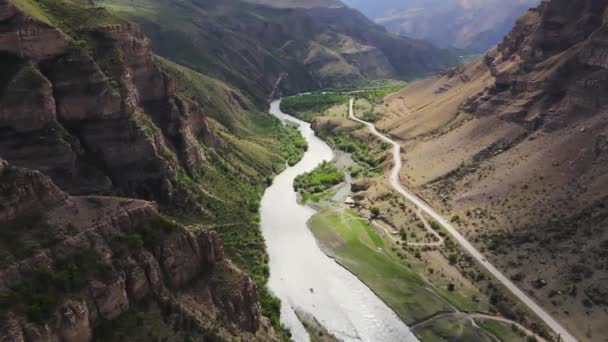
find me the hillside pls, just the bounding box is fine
[0,0,308,339]
[243,0,345,8]
[95,0,458,103]
[375,0,608,340]
[344,0,540,52]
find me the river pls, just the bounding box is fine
[260,99,418,342]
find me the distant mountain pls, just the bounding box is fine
[242,0,345,8]
[96,0,458,103]
[343,0,540,52]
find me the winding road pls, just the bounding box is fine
[347,99,577,342]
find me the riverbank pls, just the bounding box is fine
[284,91,550,342]
[261,99,418,342]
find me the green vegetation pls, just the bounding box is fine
[309,209,452,323]
[0,212,56,263]
[279,125,308,166]
[294,161,344,195]
[415,317,494,342]
[281,93,351,121]
[156,56,253,133]
[157,58,305,340]
[11,0,124,38]
[354,84,406,103]
[0,215,180,323]
[280,83,406,122]
[93,300,221,341]
[322,133,386,175]
[0,252,112,322]
[0,63,46,103]
[478,319,529,342]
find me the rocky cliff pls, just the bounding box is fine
[0,160,274,341]
[0,0,285,340]
[378,0,608,340]
[0,0,217,211]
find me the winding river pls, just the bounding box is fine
[260,99,418,342]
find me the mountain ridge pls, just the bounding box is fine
[344,0,540,52]
[376,0,608,340]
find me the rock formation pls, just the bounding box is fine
[0,160,273,341]
[379,1,608,340]
[0,0,276,340]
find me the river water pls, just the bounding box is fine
[260,99,418,342]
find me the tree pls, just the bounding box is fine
[447,283,455,292]
[370,207,380,217]
[448,253,458,265]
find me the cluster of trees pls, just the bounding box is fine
[294,161,344,195]
[279,125,308,166]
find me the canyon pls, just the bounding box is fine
[1,0,607,341]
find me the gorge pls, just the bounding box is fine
[262,100,417,342]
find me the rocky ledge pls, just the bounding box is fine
[0,160,274,341]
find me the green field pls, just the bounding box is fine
[281,93,351,121]
[478,319,529,342]
[309,209,452,323]
[280,83,406,122]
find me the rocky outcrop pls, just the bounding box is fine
[0,0,216,209]
[0,159,67,221]
[0,162,265,342]
[464,0,608,133]
[0,2,68,61]
[0,2,273,340]
[99,0,457,104]
[380,1,608,340]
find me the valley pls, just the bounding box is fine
[1,0,606,341]
[281,90,556,341]
[261,99,416,342]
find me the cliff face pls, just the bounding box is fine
[0,0,279,340]
[0,160,272,341]
[379,0,608,340]
[0,0,213,208]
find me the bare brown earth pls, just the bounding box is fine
[374,1,608,340]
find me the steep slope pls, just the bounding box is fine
[0,160,274,341]
[0,0,307,339]
[377,1,608,340]
[344,0,540,52]
[96,0,458,103]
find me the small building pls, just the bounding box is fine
[345,196,356,207]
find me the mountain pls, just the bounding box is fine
[377,0,608,340]
[343,0,540,52]
[0,0,313,339]
[95,0,458,103]
[243,0,345,8]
